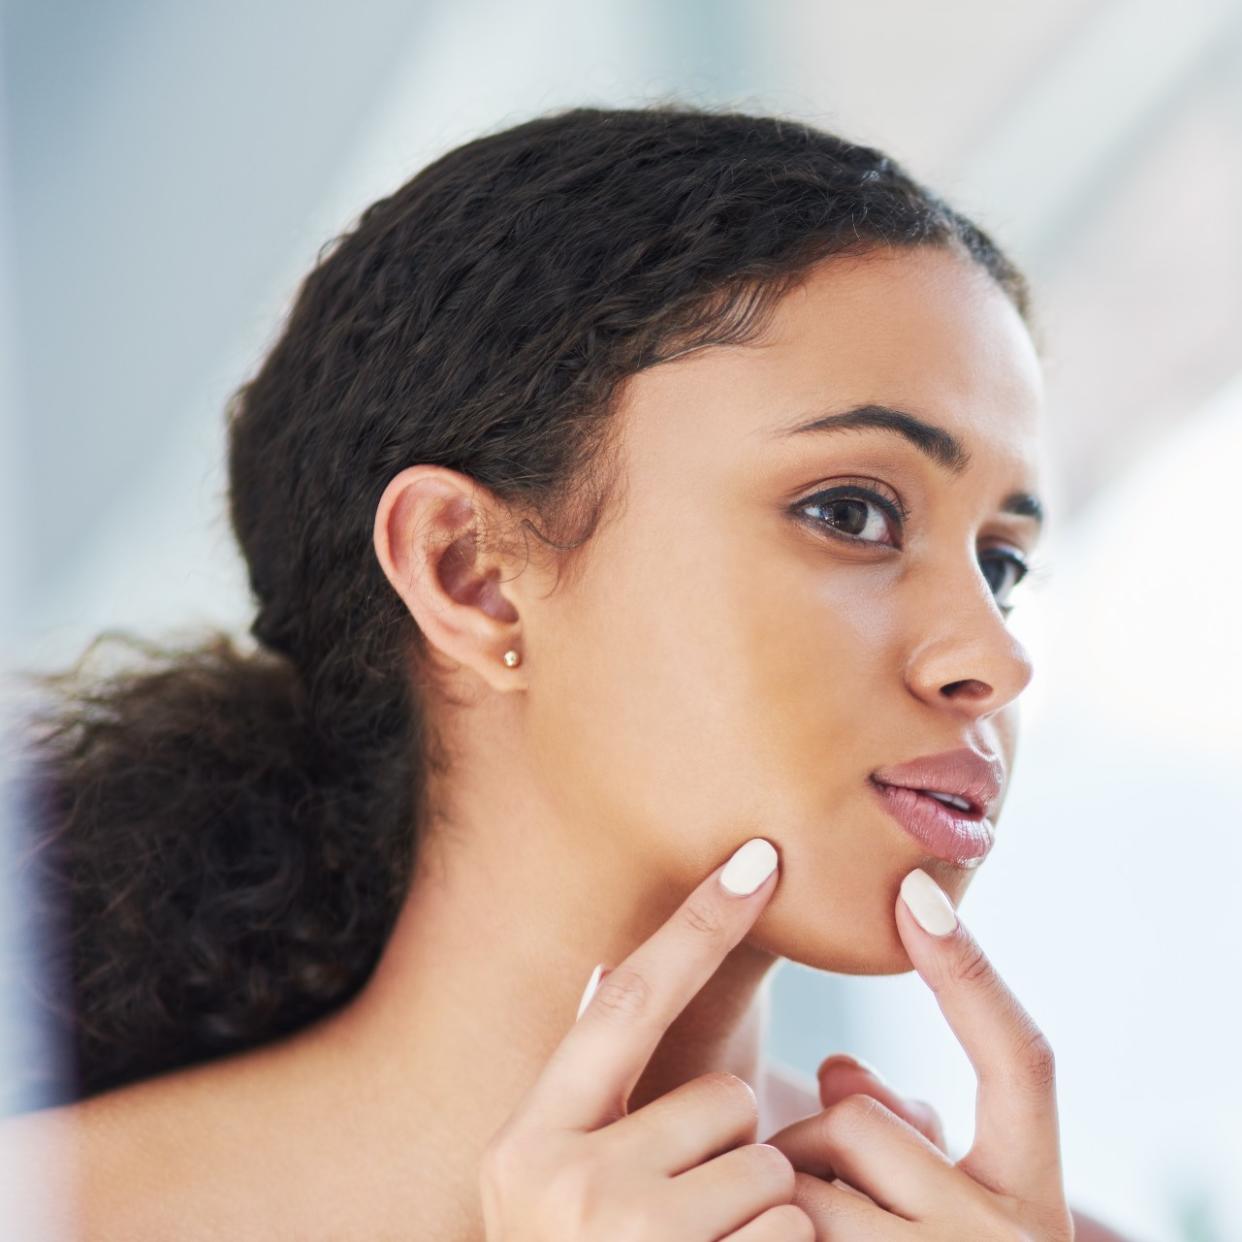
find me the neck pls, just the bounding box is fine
[298,746,781,1236]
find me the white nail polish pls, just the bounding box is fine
[900,868,958,936]
[720,838,778,896]
[575,962,604,1020]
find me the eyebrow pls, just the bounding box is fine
[771,402,1045,530]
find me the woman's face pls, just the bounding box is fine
[529,244,1046,974]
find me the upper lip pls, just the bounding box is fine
[869,747,1004,819]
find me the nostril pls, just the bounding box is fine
[943,677,991,698]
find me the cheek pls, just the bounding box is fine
[720,551,903,791]
[528,549,769,860]
[528,536,902,877]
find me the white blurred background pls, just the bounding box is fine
[3,2,1240,1239]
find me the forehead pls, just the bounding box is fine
[619,245,1045,482]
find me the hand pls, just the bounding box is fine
[812,1063,1142,1242]
[764,867,1075,1240]
[815,1055,948,1158]
[478,837,816,1241]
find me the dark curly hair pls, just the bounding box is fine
[5,101,1035,1113]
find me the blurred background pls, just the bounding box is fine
[2,1,1240,1238]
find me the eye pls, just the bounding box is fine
[794,484,907,549]
[979,547,1030,616]
[793,484,1034,617]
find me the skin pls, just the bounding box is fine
[354,241,1045,1232]
[43,243,1136,1239]
[481,841,1075,1237]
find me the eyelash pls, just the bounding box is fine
[792,483,1036,616]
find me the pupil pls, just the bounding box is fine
[832,499,866,535]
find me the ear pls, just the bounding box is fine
[373,464,531,694]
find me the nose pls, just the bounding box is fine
[903,568,1035,719]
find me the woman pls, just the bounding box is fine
[10,103,1138,1239]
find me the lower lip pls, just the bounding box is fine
[869,779,995,867]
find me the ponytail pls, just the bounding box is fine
[9,628,417,1108]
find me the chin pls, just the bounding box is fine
[748,885,922,977]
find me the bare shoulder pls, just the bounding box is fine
[14,1038,350,1242]
[1,1075,230,1242]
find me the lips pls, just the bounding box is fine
[869,779,995,866]
[868,747,1005,867]
[870,747,1003,820]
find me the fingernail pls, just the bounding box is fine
[720,838,778,895]
[820,1053,888,1083]
[575,962,606,1021]
[899,868,958,937]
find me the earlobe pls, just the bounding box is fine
[372,465,526,691]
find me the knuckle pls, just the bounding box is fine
[701,1070,760,1122]
[814,1091,881,1146]
[1013,1024,1057,1088]
[831,1090,883,1127]
[763,1203,817,1239]
[479,1130,525,1188]
[910,1097,947,1144]
[590,965,653,1022]
[792,1169,844,1215]
[951,941,996,989]
[679,895,727,939]
[742,1142,796,1192]
[541,1153,601,1227]
[793,1170,829,1197]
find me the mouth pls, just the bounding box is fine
[872,781,987,819]
[868,776,995,867]
[869,746,1004,823]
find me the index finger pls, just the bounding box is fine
[521,836,780,1133]
[895,867,1065,1204]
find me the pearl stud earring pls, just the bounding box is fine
[502,649,521,668]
